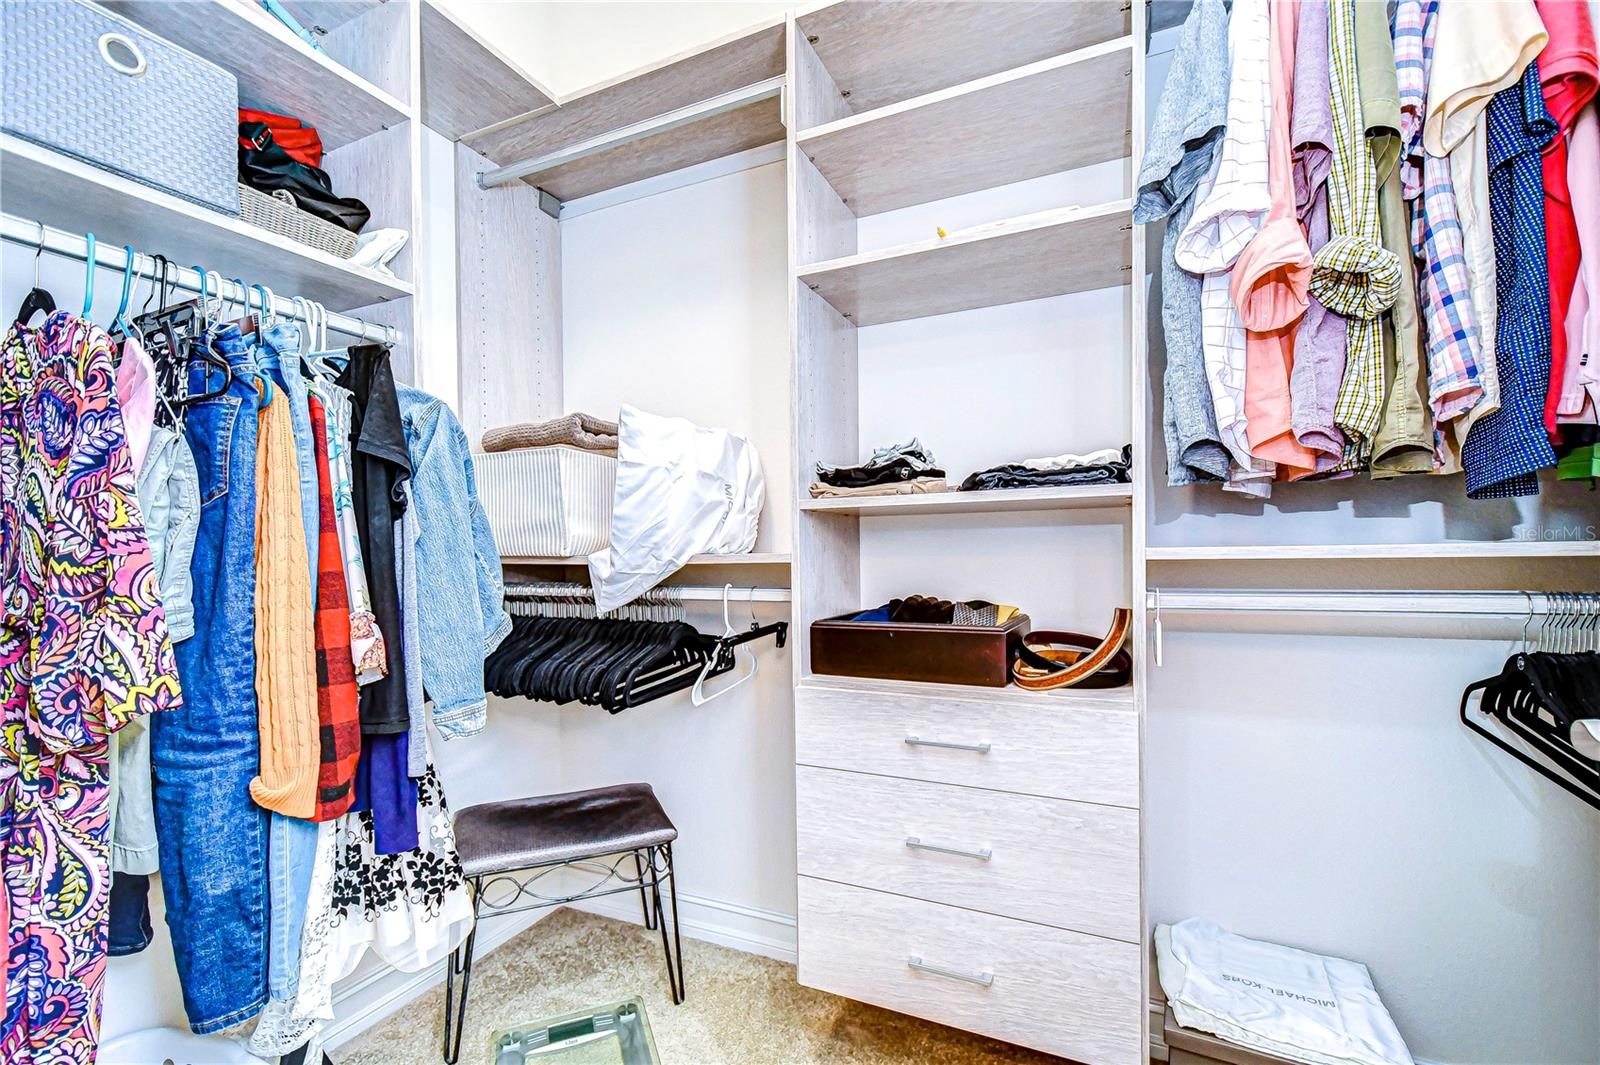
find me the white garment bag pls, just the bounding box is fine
[1156,918,1414,1065]
[588,405,764,613]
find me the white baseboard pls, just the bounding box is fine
[564,884,798,965]
[318,886,796,1051]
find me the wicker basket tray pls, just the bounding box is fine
[238,182,357,258]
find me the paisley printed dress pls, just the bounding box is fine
[1,312,181,1064]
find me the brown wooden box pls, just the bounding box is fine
[809,612,1029,687]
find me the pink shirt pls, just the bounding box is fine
[1231,0,1318,477]
[115,334,156,475]
[1558,102,1600,423]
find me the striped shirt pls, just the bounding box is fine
[1312,0,1401,470]
[1463,62,1558,498]
[1398,0,1487,432]
[1175,0,1276,495]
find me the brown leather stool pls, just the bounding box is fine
[441,783,684,1064]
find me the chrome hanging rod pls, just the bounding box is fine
[1145,588,1598,617]
[0,214,398,345]
[476,76,786,191]
[504,581,791,604]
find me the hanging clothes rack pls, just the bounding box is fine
[1144,588,1600,665]
[504,580,791,604]
[1144,588,1598,617]
[1,213,399,345]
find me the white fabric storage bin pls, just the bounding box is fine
[475,445,615,558]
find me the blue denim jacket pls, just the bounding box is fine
[395,385,511,738]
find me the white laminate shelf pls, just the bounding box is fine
[796,0,1130,116]
[797,201,1133,327]
[1145,541,1600,561]
[103,0,410,150]
[797,37,1133,216]
[462,18,787,202]
[1,136,414,311]
[800,674,1136,710]
[502,553,794,566]
[800,483,1133,516]
[419,0,558,142]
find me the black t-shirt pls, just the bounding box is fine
[337,344,413,735]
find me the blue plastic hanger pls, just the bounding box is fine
[113,246,136,335]
[81,233,96,318]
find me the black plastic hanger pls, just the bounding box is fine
[1461,654,1600,812]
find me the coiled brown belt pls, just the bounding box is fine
[1011,608,1133,690]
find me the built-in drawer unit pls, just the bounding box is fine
[796,765,1140,942]
[797,876,1144,1065]
[794,682,1140,808]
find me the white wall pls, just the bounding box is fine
[555,159,798,948]
[560,161,793,554]
[437,0,791,99]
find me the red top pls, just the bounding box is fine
[1535,0,1599,440]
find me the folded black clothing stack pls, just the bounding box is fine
[816,437,944,488]
[961,445,1132,491]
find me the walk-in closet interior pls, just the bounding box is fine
[2,1,1598,1064]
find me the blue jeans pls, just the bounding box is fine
[256,324,321,999]
[152,327,270,1033]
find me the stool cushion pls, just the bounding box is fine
[453,783,678,878]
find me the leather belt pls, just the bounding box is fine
[1011,608,1133,690]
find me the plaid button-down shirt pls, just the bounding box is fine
[1312,0,1402,469]
[1397,0,1488,436]
[1463,61,1558,498]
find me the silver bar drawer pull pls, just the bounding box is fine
[904,735,991,754]
[905,836,992,861]
[908,955,994,988]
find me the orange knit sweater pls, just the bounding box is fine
[249,388,320,817]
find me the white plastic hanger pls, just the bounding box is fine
[691,584,759,705]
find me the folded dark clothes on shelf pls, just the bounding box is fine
[817,437,942,488]
[850,596,1021,627]
[960,445,1133,491]
[807,478,948,498]
[481,413,620,454]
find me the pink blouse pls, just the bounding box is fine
[1231,0,1318,476]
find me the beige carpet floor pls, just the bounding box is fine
[334,907,1068,1065]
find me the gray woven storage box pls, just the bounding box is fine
[1,0,240,216]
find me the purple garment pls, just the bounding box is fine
[352,732,419,855]
[1289,0,1349,470]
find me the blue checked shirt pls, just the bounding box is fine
[1462,61,1557,499]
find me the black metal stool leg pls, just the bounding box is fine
[631,850,655,930]
[442,879,482,1064]
[648,844,685,1005]
[665,844,685,1001]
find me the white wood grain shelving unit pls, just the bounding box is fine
[103,0,411,149]
[800,484,1133,516]
[797,201,1132,325]
[0,135,413,312]
[795,37,1134,216]
[786,4,1148,1063]
[79,0,426,378]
